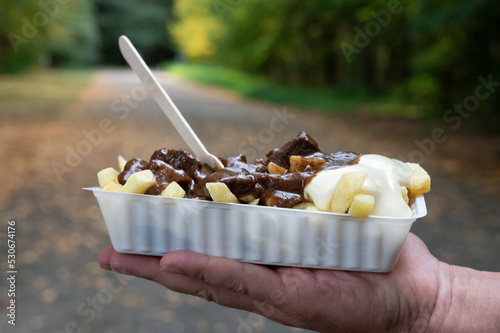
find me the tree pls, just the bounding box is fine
[93,0,175,66]
[0,0,98,72]
[170,0,500,115]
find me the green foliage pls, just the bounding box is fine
[46,0,99,66]
[93,0,174,65]
[0,0,174,72]
[0,0,98,73]
[170,0,500,116]
[0,0,41,73]
[165,62,418,117]
[169,0,221,61]
[2,0,499,118]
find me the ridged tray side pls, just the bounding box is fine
[90,188,420,272]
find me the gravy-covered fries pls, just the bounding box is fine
[97,132,430,218]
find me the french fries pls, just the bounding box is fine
[97,167,119,189]
[118,155,127,172]
[329,171,368,214]
[96,149,431,219]
[160,181,185,198]
[102,182,123,192]
[248,198,260,205]
[206,182,239,203]
[348,193,375,218]
[239,194,257,203]
[408,163,431,195]
[293,202,321,211]
[401,186,410,205]
[121,170,156,194]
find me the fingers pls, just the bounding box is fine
[158,253,298,322]
[98,245,115,270]
[160,250,284,303]
[98,247,268,314]
[161,273,262,313]
[99,246,162,280]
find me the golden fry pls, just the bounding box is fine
[408,163,431,195]
[330,171,368,213]
[102,182,123,192]
[160,181,186,198]
[206,182,239,203]
[118,155,127,172]
[348,193,375,218]
[121,170,156,194]
[97,167,119,189]
[239,194,257,203]
[401,186,409,205]
[293,202,321,211]
[248,198,260,205]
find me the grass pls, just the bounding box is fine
[164,62,420,118]
[0,68,94,121]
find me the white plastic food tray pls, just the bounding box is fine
[86,187,427,272]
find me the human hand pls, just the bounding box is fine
[98,233,499,332]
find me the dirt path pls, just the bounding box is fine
[1,69,499,333]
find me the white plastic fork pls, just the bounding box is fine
[118,35,224,170]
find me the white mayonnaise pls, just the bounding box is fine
[304,154,414,217]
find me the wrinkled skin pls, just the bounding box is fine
[98,233,452,332]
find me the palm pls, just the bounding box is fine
[99,233,443,332]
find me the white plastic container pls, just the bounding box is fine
[85,187,427,272]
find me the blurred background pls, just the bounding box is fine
[1,0,499,332]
